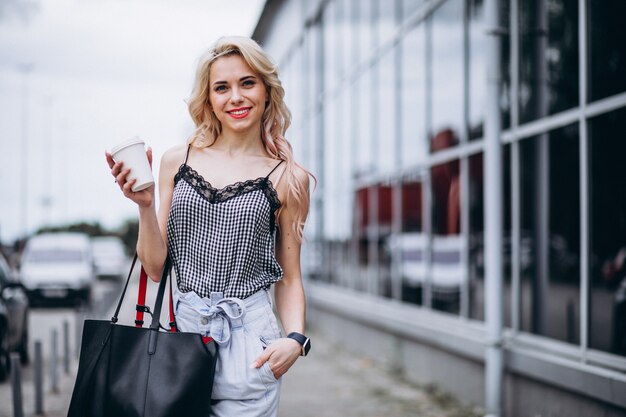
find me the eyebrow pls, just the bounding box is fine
[212,75,258,86]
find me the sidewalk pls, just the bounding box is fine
[278,330,481,417]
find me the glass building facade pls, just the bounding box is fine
[254,0,626,413]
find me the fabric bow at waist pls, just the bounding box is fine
[177,291,247,347]
[206,297,246,346]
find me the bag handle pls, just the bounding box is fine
[135,266,177,331]
[150,256,172,330]
[111,254,173,328]
[111,254,139,323]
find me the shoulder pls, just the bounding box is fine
[161,144,189,168]
[158,143,189,183]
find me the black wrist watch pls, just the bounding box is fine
[287,332,311,356]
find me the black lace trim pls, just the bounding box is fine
[174,164,282,212]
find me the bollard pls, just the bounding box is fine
[50,328,59,393]
[63,320,70,374]
[34,341,44,415]
[10,353,24,417]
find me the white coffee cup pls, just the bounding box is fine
[109,137,154,192]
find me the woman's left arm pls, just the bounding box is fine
[252,166,310,378]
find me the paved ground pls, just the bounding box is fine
[279,330,481,417]
[1,276,482,417]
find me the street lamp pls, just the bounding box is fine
[18,62,34,247]
[41,95,55,227]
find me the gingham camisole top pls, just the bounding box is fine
[166,147,285,299]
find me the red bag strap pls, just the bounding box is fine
[135,265,177,332]
[135,267,149,327]
[168,274,177,332]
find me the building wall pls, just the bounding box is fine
[253,0,626,414]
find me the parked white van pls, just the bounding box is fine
[20,233,95,306]
[91,236,128,280]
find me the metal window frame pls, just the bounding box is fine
[369,0,381,296]
[287,0,626,374]
[391,0,404,301]
[510,0,521,334]
[460,0,471,319]
[578,0,590,364]
[422,14,433,309]
[349,0,360,292]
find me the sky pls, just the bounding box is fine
[0,0,266,243]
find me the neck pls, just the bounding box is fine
[213,128,265,157]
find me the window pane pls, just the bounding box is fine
[468,149,512,326]
[468,0,510,137]
[431,159,460,235]
[401,25,427,167]
[430,129,462,315]
[355,69,374,174]
[402,0,424,20]
[430,129,461,236]
[323,0,338,93]
[469,0,487,139]
[378,184,394,298]
[588,1,626,101]
[397,179,425,305]
[355,186,372,293]
[377,47,398,172]
[306,25,322,111]
[589,107,626,357]
[430,1,464,140]
[469,152,484,320]
[337,0,353,80]
[519,124,580,344]
[323,95,339,239]
[358,0,373,61]
[519,0,579,123]
[377,0,396,47]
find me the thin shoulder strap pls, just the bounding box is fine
[183,145,192,165]
[265,159,285,179]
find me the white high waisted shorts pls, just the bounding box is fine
[175,289,282,417]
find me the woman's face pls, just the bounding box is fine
[208,54,268,137]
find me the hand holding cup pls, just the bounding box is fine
[106,137,155,207]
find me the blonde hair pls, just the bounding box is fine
[187,35,313,242]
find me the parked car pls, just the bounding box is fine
[20,233,95,306]
[0,253,29,381]
[91,236,128,280]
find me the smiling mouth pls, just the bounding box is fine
[227,108,251,118]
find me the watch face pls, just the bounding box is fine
[302,338,311,356]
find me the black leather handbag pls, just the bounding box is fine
[67,256,218,417]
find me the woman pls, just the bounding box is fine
[106,36,313,417]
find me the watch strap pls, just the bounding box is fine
[287,332,311,356]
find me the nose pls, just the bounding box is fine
[230,87,244,104]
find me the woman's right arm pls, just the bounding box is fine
[107,144,186,281]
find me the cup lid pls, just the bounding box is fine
[110,137,145,155]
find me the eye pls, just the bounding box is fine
[214,85,227,93]
[242,79,256,87]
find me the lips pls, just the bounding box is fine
[226,107,251,119]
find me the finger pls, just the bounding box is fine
[147,147,153,168]
[122,178,137,195]
[251,348,272,369]
[116,168,130,184]
[111,161,124,177]
[105,152,116,169]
